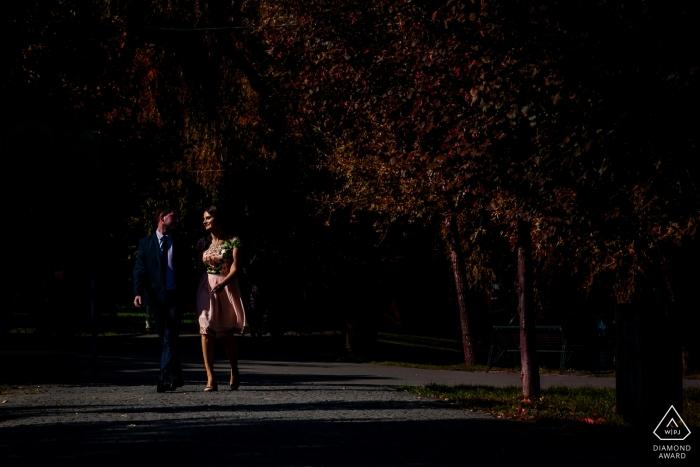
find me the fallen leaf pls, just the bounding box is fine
[1,400,7,404]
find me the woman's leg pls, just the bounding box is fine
[222,334,239,385]
[201,334,216,387]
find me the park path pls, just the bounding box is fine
[99,333,699,388]
[0,334,689,465]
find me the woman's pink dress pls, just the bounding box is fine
[196,237,247,337]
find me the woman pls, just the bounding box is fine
[195,205,247,391]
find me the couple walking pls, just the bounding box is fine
[133,204,246,392]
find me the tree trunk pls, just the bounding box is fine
[446,214,477,365]
[517,219,540,400]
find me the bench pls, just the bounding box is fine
[486,325,573,374]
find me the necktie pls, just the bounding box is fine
[161,235,168,282]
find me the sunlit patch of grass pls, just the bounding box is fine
[0,384,42,395]
[399,384,700,428]
[684,388,700,426]
[590,370,616,378]
[7,328,37,334]
[400,384,625,426]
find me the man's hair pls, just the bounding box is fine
[155,204,177,225]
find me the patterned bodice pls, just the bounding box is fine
[199,237,241,275]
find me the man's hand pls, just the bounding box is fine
[134,295,143,308]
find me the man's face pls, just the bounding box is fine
[161,211,180,233]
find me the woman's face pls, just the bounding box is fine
[203,211,216,231]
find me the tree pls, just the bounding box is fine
[260,0,700,392]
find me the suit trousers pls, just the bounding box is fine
[153,290,182,384]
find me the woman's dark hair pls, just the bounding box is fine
[204,204,229,230]
[204,204,220,219]
[204,203,242,237]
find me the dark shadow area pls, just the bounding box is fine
[1,410,648,466]
[0,396,454,423]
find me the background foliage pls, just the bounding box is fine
[2,1,698,365]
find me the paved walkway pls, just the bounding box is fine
[1,334,690,465]
[101,353,623,388]
[130,354,625,387]
[94,333,699,388]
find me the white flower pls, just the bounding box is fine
[220,249,228,256]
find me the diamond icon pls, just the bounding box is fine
[653,406,691,441]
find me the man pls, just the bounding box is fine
[133,205,190,392]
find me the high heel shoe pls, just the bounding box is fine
[204,381,218,392]
[230,368,240,391]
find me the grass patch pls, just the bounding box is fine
[684,387,700,426]
[376,333,463,354]
[4,306,201,337]
[82,311,199,336]
[256,331,613,376]
[399,384,700,428]
[370,361,490,372]
[360,333,604,375]
[0,384,42,395]
[369,360,606,376]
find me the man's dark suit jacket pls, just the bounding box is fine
[133,233,193,306]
